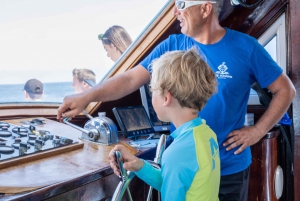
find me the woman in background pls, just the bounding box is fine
[98,25,132,62]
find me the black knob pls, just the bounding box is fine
[29,125,36,131]
[52,138,60,144]
[28,134,37,140]
[88,131,94,138]
[49,135,54,140]
[15,138,22,143]
[19,142,28,156]
[87,129,100,141]
[34,139,43,151]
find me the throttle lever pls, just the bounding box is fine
[63,117,99,138]
[114,151,128,181]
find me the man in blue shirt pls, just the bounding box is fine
[57,0,295,200]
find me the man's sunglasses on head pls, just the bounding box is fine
[175,1,216,10]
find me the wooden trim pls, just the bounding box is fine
[248,1,288,38]
[0,103,60,109]
[0,104,60,117]
[0,103,88,119]
[0,143,84,170]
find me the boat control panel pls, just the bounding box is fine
[0,121,78,162]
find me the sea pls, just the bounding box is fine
[0,82,74,103]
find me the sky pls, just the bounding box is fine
[0,0,170,84]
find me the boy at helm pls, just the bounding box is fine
[109,48,220,201]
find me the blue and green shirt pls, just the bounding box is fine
[135,117,220,201]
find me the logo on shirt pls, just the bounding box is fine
[216,62,232,79]
[209,137,219,170]
[147,64,153,74]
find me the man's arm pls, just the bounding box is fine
[224,73,296,154]
[57,65,150,119]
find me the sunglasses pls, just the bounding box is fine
[98,34,109,41]
[175,1,216,10]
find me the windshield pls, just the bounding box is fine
[0,0,169,103]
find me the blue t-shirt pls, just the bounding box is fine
[140,28,282,175]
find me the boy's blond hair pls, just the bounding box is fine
[150,48,217,111]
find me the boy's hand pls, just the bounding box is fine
[108,145,144,176]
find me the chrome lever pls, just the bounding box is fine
[114,151,128,181]
[63,117,99,138]
[82,110,96,126]
[111,151,134,201]
[154,134,167,164]
[82,110,94,121]
[146,134,166,201]
[63,117,89,134]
